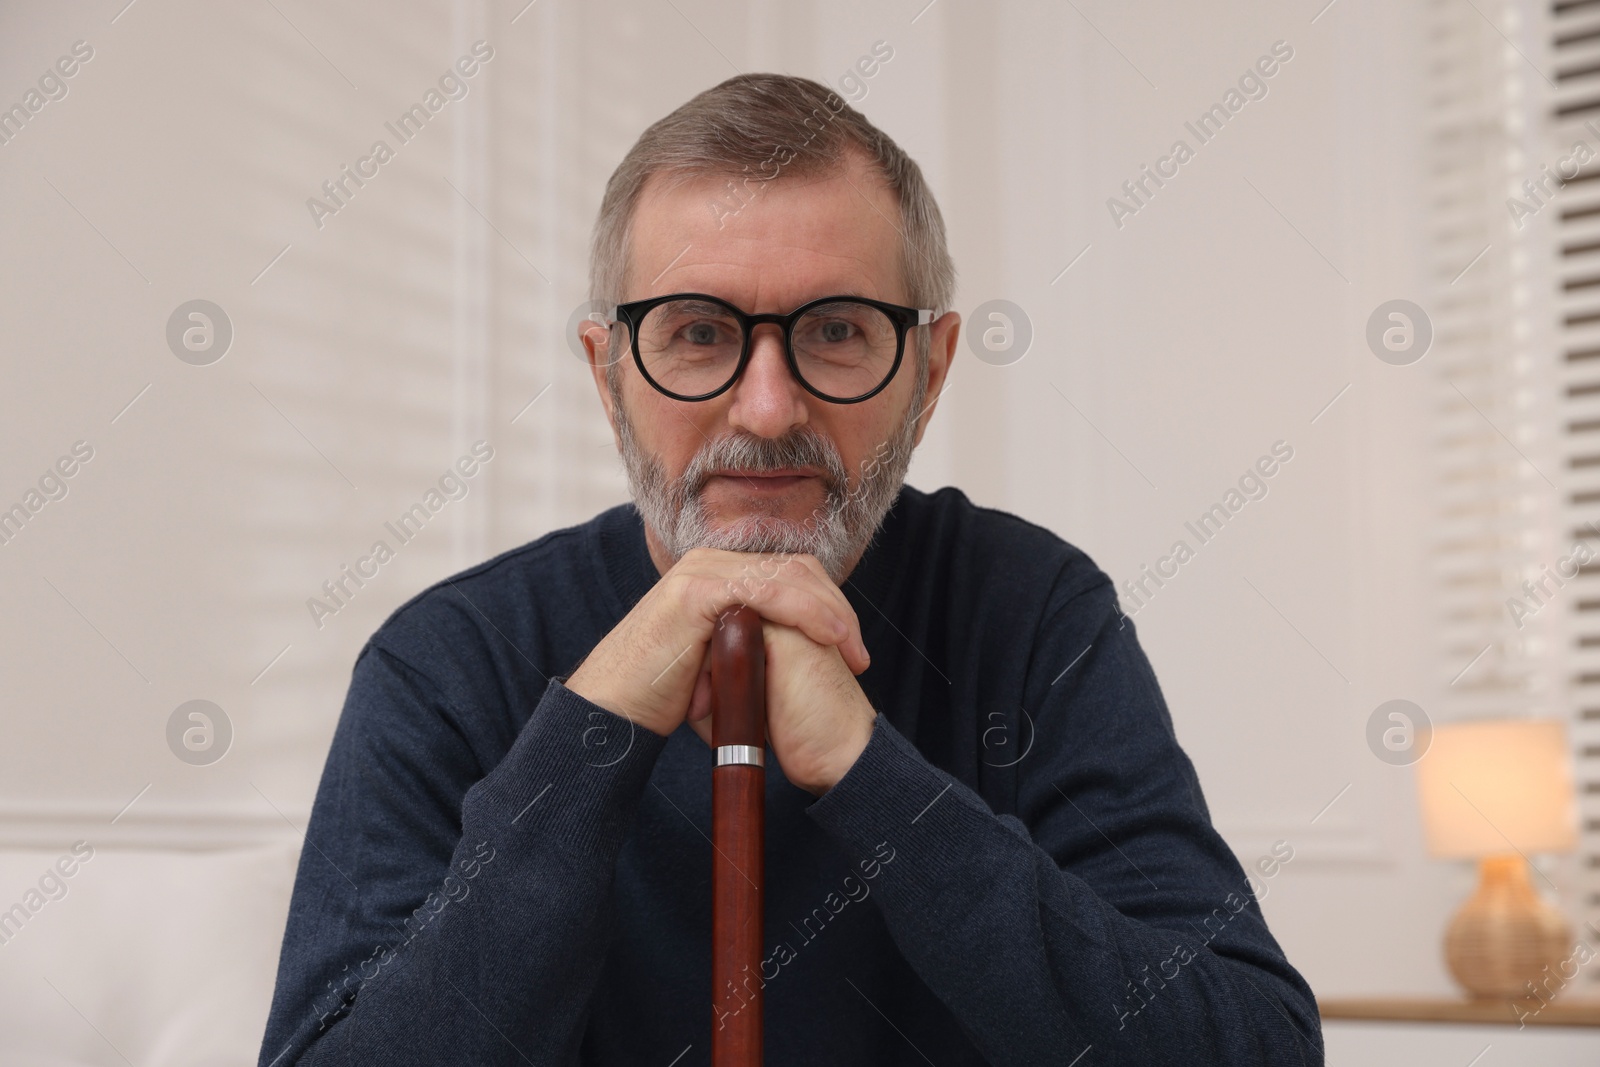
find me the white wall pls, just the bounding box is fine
[1,0,1591,1063]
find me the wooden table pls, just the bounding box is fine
[1318,996,1600,1028]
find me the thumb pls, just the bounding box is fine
[687,650,714,748]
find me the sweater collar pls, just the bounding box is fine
[596,486,909,622]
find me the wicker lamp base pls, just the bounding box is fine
[1444,853,1572,1000]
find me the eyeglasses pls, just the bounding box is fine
[607,292,934,404]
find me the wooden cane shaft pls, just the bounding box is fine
[712,765,763,1061]
[710,605,765,1066]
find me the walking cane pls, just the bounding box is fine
[710,604,766,1065]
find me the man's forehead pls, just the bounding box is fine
[625,160,907,309]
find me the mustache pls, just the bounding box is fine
[678,428,848,500]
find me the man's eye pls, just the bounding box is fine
[818,320,854,342]
[684,322,721,344]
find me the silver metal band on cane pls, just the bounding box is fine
[715,745,764,768]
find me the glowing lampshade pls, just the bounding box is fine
[1416,719,1578,859]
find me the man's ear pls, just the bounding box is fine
[912,311,959,447]
[580,318,625,449]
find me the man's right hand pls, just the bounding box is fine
[564,547,870,738]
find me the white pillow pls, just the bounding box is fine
[0,837,301,1067]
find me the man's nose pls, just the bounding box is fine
[726,324,809,438]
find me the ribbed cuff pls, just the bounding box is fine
[806,714,1118,953]
[461,677,670,873]
[804,714,1021,907]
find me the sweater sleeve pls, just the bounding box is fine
[257,643,669,1067]
[802,578,1324,1066]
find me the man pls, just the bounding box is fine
[259,73,1322,1066]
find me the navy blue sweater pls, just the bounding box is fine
[258,483,1323,1066]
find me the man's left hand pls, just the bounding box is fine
[687,619,876,797]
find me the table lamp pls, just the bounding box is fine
[1415,718,1579,999]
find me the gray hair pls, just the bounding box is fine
[589,72,956,387]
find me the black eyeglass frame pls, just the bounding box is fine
[607,292,935,404]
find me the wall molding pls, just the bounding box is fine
[1217,818,1391,870]
[0,801,308,852]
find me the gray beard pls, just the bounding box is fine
[609,367,925,585]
